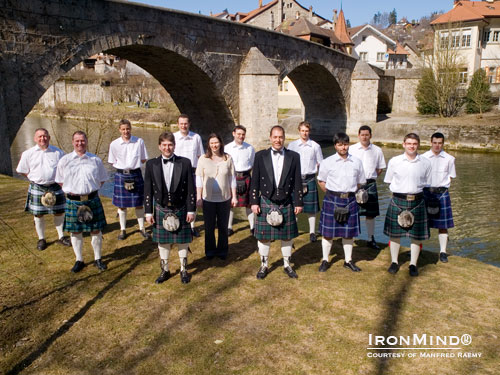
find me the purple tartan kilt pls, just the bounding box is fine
[235,174,251,207]
[112,170,144,208]
[302,177,320,214]
[424,189,454,229]
[152,205,192,244]
[254,196,298,241]
[319,192,360,238]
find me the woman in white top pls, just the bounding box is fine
[196,133,238,259]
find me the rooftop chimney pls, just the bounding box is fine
[259,0,263,7]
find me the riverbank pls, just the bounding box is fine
[1,175,499,374]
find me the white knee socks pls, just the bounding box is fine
[91,232,103,260]
[158,243,171,271]
[366,218,375,238]
[135,207,145,230]
[178,243,189,271]
[438,233,448,253]
[246,208,254,230]
[118,208,127,231]
[34,216,45,240]
[54,215,65,239]
[390,238,401,264]
[342,238,354,262]
[307,214,316,234]
[258,241,270,266]
[321,238,333,261]
[281,240,293,268]
[71,233,84,261]
[410,242,420,266]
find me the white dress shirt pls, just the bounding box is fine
[108,135,148,170]
[16,145,65,185]
[384,153,432,194]
[349,142,386,180]
[55,151,108,195]
[317,153,366,192]
[271,149,284,187]
[224,141,255,172]
[162,156,174,191]
[422,150,456,188]
[287,138,323,175]
[174,131,204,168]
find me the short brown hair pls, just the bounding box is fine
[233,125,246,133]
[298,121,311,131]
[177,114,190,123]
[404,133,420,143]
[270,125,285,137]
[34,128,49,136]
[72,130,87,140]
[158,131,175,145]
[119,119,131,127]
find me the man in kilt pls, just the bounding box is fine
[317,133,366,273]
[225,125,255,236]
[384,133,431,277]
[349,125,386,250]
[174,114,204,238]
[108,119,149,240]
[422,132,456,263]
[250,125,303,279]
[55,131,108,273]
[288,121,323,243]
[16,128,71,250]
[144,132,196,284]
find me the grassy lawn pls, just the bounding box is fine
[1,175,499,374]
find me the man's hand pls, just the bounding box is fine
[251,204,260,215]
[146,216,155,225]
[294,206,303,215]
[186,213,195,223]
[196,198,203,208]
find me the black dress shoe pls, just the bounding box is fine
[318,260,329,272]
[37,239,47,251]
[94,259,107,271]
[256,265,268,279]
[310,233,317,243]
[139,230,150,239]
[117,230,126,240]
[191,228,200,237]
[71,260,85,273]
[228,228,234,236]
[155,270,171,284]
[284,266,298,278]
[343,261,361,272]
[180,270,191,284]
[439,252,448,263]
[409,265,419,277]
[57,236,71,247]
[367,237,380,250]
[388,262,399,274]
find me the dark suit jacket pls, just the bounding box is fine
[249,148,303,207]
[144,154,196,214]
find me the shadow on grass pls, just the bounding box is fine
[5,245,150,375]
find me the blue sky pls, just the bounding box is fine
[129,0,453,26]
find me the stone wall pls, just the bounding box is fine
[385,69,421,115]
[39,81,112,107]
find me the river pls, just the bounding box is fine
[11,115,500,267]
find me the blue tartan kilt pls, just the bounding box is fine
[301,177,320,214]
[424,189,454,229]
[319,192,360,238]
[254,196,298,241]
[358,181,380,217]
[112,170,144,208]
[235,174,251,207]
[64,196,106,233]
[383,196,429,241]
[152,204,192,244]
[24,182,66,215]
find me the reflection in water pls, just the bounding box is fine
[11,115,500,267]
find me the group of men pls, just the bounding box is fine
[17,114,456,283]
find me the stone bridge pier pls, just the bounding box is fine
[0,0,368,175]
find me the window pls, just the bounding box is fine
[487,67,497,83]
[462,33,471,47]
[362,36,367,42]
[451,33,461,48]
[359,52,368,61]
[377,52,385,61]
[483,30,491,43]
[493,31,499,42]
[458,68,468,84]
[440,32,449,49]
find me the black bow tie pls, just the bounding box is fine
[272,149,283,155]
[163,157,174,164]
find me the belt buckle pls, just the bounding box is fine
[301,174,306,180]
[407,194,415,201]
[123,169,131,175]
[340,193,349,199]
[81,195,89,201]
[167,202,173,207]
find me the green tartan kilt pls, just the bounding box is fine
[64,196,106,233]
[254,196,298,241]
[358,181,380,217]
[383,195,429,241]
[24,182,66,216]
[301,177,320,214]
[152,204,192,244]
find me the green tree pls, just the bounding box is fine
[389,8,397,25]
[465,68,492,114]
[415,68,439,114]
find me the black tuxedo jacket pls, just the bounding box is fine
[249,148,303,207]
[144,154,196,214]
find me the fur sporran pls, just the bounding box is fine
[77,205,93,223]
[397,210,414,229]
[123,178,135,191]
[302,182,308,195]
[355,189,369,205]
[266,208,284,227]
[162,212,180,232]
[41,191,56,207]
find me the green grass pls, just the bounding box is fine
[1,175,499,374]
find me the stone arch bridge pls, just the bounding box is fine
[0,0,379,175]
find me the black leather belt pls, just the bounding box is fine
[327,190,354,199]
[427,187,448,194]
[67,191,98,201]
[366,179,376,184]
[301,173,316,180]
[393,192,423,201]
[264,196,291,206]
[236,170,251,178]
[33,182,59,189]
[116,168,141,174]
